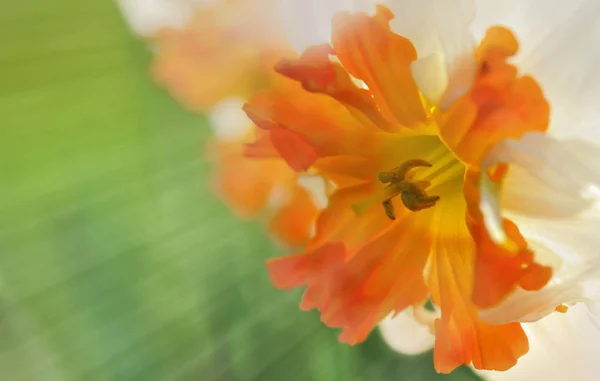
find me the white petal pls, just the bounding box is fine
[519,1,600,142]
[275,0,377,54]
[478,304,600,381]
[410,53,448,108]
[378,308,435,355]
[384,0,476,107]
[479,132,600,324]
[479,260,592,325]
[209,97,253,141]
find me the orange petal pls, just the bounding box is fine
[313,155,378,188]
[426,194,529,373]
[439,26,550,165]
[268,197,431,344]
[269,126,319,171]
[244,128,281,158]
[463,168,553,308]
[475,26,519,63]
[208,139,295,218]
[275,44,392,130]
[269,186,319,247]
[470,218,553,308]
[331,5,426,128]
[243,86,377,171]
[437,97,478,151]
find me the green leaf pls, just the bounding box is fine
[0,1,483,380]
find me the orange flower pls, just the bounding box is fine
[150,0,292,111]
[244,5,553,373]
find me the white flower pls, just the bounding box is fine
[379,0,600,379]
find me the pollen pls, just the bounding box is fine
[378,159,440,219]
[555,304,569,314]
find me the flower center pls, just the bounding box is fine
[376,138,465,220]
[378,159,439,219]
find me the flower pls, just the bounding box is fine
[243,0,600,374]
[149,0,292,111]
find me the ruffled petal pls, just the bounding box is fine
[331,5,427,128]
[439,26,550,165]
[268,188,433,344]
[464,168,553,309]
[275,44,392,130]
[426,190,529,373]
[243,85,378,171]
[477,132,600,324]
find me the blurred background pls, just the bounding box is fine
[0,1,483,380]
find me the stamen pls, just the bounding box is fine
[377,159,440,219]
[382,198,396,220]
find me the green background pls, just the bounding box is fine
[0,1,482,380]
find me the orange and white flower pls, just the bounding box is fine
[243,0,600,375]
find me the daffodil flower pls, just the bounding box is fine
[243,0,600,374]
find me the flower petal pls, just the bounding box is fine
[439,26,550,165]
[469,216,553,309]
[481,133,600,322]
[478,304,600,381]
[331,5,427,128]
[382,0,477,107]
[313,156,378,188]
[268,189,432,345]
[378,309,435,355]
[427,191,529,373]
[464,168,553,309]
[477,132,600,324]
[269,186,319,247]
[243,85,377,171]
[208,140,295,219]
[274,0,377,54]
[275,44,392,131]
[490,1,600,142]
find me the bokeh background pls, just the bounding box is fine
[0,1,484,379]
